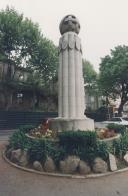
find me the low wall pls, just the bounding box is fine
[0,111,58,130]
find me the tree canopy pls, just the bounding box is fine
[83,59,98,95]
[0,6,58,85]
[0,6,58,110]
[99,45,128,114]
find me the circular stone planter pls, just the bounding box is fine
[25,133,48,140]
[98,134,121,147]
[4,132,126,179]
[2,148,128,179]
[25,133,59,145]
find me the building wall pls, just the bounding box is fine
[85,89,103,111]
[0,62,15,80]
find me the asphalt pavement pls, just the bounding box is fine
[0,130,13,141]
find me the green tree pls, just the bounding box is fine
[0,7,40,67]
[99,45,128,115]
[0,7,58,110]
[0,7,58,75]
[83,59,98,95]
[30,38,58,89]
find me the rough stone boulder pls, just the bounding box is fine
[109,153,117,171]
[10,148,29,166]
[6,148,13,159]
[11,149,22,163]
[93,157,108,173]
[60,155,80,174]
[33,161,44,171]
[78,160,91,175]
[44,157,56,172]
[124,152,128,165]
[19,150,29,167]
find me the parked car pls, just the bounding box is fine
[123,117,128,121]
[101,117,128,126]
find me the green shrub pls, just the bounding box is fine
[58,131,109,163]
[9,130,30,150]
[113,130,128,157]
[77,141,109,163]
[46,142,66,166]
[78,147,95,163]
[8,129,110,166]
[107,123,126,134]
[58,130,97,162]
[95,141,109,161]
[28,139,47,163]
[28,139,66,166]
[58,130,97,149]
[57,130,109,163]
[18,125,36,133]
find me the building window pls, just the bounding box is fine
[17,93,23,104]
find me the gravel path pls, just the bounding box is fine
[0,138,128,196]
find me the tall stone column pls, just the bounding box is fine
[49,15,94,131]
[59,32,85,119]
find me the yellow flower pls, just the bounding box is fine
[47,129,52,133]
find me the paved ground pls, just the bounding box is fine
[0,134,128,196]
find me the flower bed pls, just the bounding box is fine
[4,123,128,176]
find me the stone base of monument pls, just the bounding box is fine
[49,117,94,132]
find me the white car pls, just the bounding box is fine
[102,117,128,126]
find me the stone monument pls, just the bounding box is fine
[49,15,94,131]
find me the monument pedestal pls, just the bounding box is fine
[49,117,94,132]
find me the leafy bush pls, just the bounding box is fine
[9,130,30,150]
[107,123,126,134]
[58,130,97,149]
[46,142,66,166]
[18,125,36,133]
[76,141,109,164]
[57,130,109,163]
[8,129,110,166]
[113,129,128,157]
[96,141,109,161]
[78,147,95,163]
[28,139,47,163]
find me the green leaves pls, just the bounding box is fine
[0,7,23,58]
[106,123,126,134]
[9,128,110,165]
[113,129,128,157]
[0,6,58,104]
[28,139,47,163]
[99,45,128,114]
[9,130,30,150]
[0,7,58,77]
[58,130,97,149]
[83,59,99,96]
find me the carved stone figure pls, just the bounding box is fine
[59,15,80,35]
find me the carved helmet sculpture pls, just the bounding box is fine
[59,15,80,35]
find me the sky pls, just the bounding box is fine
[0,0,128,71]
